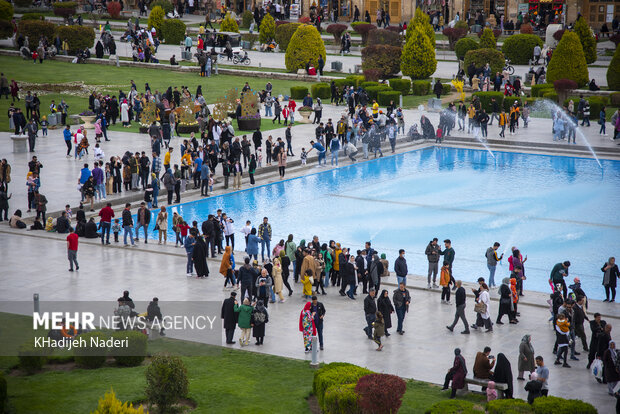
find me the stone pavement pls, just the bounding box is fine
[0,229,617,412]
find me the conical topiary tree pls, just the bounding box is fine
[406,7,435,47]
[479,28,496,49]
[284,24,326,72]
[401,24,436,80]
[607,45,620,91]
[220,13,239,33]
[546,31,589,87]
[147,6,164,35]
[259,12,276,44]
[573,16,597,64]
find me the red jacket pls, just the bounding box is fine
[99,206,115,223]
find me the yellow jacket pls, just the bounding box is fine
[468,106,476,119]
[499,113,508,126]
[440,266,451,287]
[164,151,171,165]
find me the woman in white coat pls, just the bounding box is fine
[120,100,130,127]
[472,283,493,332]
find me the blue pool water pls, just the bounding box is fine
[153,147,620,300]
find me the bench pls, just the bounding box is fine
[463,377,508,398]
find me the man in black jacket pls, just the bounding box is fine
[201,215,216,258]
[147,297,165,336]
[573,296,589,352]
[425,238,441,289]
[394,249,408,286]
[122,203,135,246]
[252,127,262,154]
[586,313,606,369]
[238,257,258,302]
[221,291,238,344]
[363,288,376,339]
[311,295,326,350]
[446,280,470,334]
[392,283,410,335]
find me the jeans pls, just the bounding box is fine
[489,112,499,125]
[363,143,368,158]
[318,152,326,165]
[135,223,148,240]
[100,221,111,244]
[397,275,407,286]
[347,281,355,298]
[488,264,497,287]
[395,307,406,332]
[241,283,252,303]
[330,151,339,166]
[265,106,272,117]
[449,304,469,331]
[261,239,271,261]
[96,183,106,200]
[131,173,139,189]
[364,313,376,338]
[428,262,438,284]
[186,252,193,274]
[123,226,134,245]
[67,249,78,270]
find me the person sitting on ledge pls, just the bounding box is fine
[170,54,178,65]
[55,211,72,234]
[9,209,26,229]
[84,217,100,239]
[589,79,600,91]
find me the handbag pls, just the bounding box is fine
[474,301,487,314]
[154,224,160,231]
[308,276,314,284]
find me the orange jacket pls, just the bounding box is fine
[440,266,451,287]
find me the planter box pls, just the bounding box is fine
[139,126,149,134]
[237,118,261,131]
[79,115,96,129]
[298,110,312,124]
[177,124,199,134]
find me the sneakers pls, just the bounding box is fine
[446,325,454,332]
[427,283,431,289]
[432,284,439,289]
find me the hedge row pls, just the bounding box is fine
[311,82,330,99]
[18,20,95,52]
[365,85,392,101]
[411,80,430,95]
[389,78,410,95]
[313,362,373,411]
[531,84,554,97]
[377,90,401,106]
[290,86,309,99]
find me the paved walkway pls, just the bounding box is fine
[0,229,617,412]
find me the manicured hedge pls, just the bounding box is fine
[377,90,401,106]
[274,22,301,51]
[464,48,505,76]
[21,12,45,20]
[346,75,365,88]
[110,330,147,367]
[18,341,47,374]
[389,78,411,95]
[501,34,543,65]
[0,0,13,21]
[18,19,56,43]
[367,28,400,46]
[442,83,452,95]
[220,13,239,33]
[355,373,406,414]
[424,399,482,414]
[472,91,504,112]
[290,86,309,99]
[361,44,402,79]
[326,23,347,42]
[145,354,189,413]
[313,362,373,411]
[487,399,532,414]
[150,0,173,13]
[361,81,379,89]
[323,383,360,414]
[531,84,554,97]
[411,80,431,95]
[13,0,31,7]
[563,96,608,119]
[74,331,107,369]
[241,10,253,28]
[0,19,11,39]
[455,37,479,60]
[56,25,95,52]
[259,12,276,44]
[334,78,355,88]
[52,1,76,18]
[365,85,392,101]
[107,1,121,19]
[542,91,558,102]
[611,92,620,106]
[311,83,330,99]
[531,396,596,414]
[546,31,589,87]
[161,19,186,45]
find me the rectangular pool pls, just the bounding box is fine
[157,147,619,300]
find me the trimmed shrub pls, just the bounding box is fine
[220,13,239,33]
[147,6,164,34]
[275,22,300,51]
[313,363,373,411]
[442,83,452,95]
[347,75,365,88]
[389,78,411,95]
[365,85,392,101]
[0,19,11,39]
[334,78,355,88]
[367,28,400,46]
[150,0,173,13]
[574,16,597,64]
[363,69,381,82]
[290,86,309,99]
[362,44,402,79]
[106,1,121,19]
[455,37,479,60]
[401,24,436,80]
[21,12,45,20]
[74,331,107,369]
[52,1,76,18]
[542,91,558,102]
[443,27,467,49]
[425,399,482,414]
[546,31,589,87]
[361,81,380,89]
[531,396,596,414]
[0,0,13,21]
[407,7,435,47]
[13,0,31,7]
[479,28,496,49]
[285,24,326,72]
[241,10,253,29]
[18,341,47,374]
[454,20,469,32]
[411,80,431,95]
[487,399,533,414]
[324,383,360,414]
[161,19,186,45]
[464,48,504,76]
[298,16,311,24]
[611,92,620,105]
[531,84,554,97]
[326,23,347,42]
[378,90,402,106]
[502,34,543,65]
[611,33,620,47]
[56,25,95,52]
[355,373,406,414]
[145,355,189,414]
[353,23,376,45]
[110,330,147,367]
[553,78,577,103]
[259,12,275,44]
[18,19,56,43]
[520,23,533,34]
[607,44,620,91]
[472,91,504,112]
[350,21,368,29]
[311,83,330,99]
[0,372,6,414]
[93,389,143,414]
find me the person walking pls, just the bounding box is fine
[299,301,317,353]
[471,283,493,332]
[66,228,79,272]
[425,238,441,289]
[251,300,268,345]
[603,341,620,395]
[363,288,377,339]
[277,147,287,179]
[517,334,535,380]
[234,298,254,346]
[220,246,235,289]
[446,280,470,334]
[98,202,114,245]
[602,257,619,302]
[442,348,467,399]
[394,249,408,285]
[496,277,516,324]
[122,203,135,246]
[372,311,385,351]
[310,295,326,350]
[221,291,238,344]
[26,118,38,152]
[392,283,410,335]
[258,217,272,262]
[184,229,196,276]
[485,242,503,288]
[377,289,394,337]
[156,206,168,244]
[238,256,258,302]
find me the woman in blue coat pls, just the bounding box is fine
[246,227,260,260]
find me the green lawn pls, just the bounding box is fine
[108,117,286,136]
[1,312,483,414]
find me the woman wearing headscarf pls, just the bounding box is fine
[284,234,296,274]
[492,353,513,399]
[319,243,332,287]
[496,277,515,325]
[603,341,620,395]
[299,301,316,353]
[442,348,467,399]
[220,246,234,288]
[251,299,269,345]
[377,289,394,337]
[508,248,527,295]
[192,231,209,278]
[518,334,535,380]
[471,283,492,332]
[272,256,285,302]
[279,250,293,296]
[294,240,306,282]
[602,257,619,302]
[246,228,260,261]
